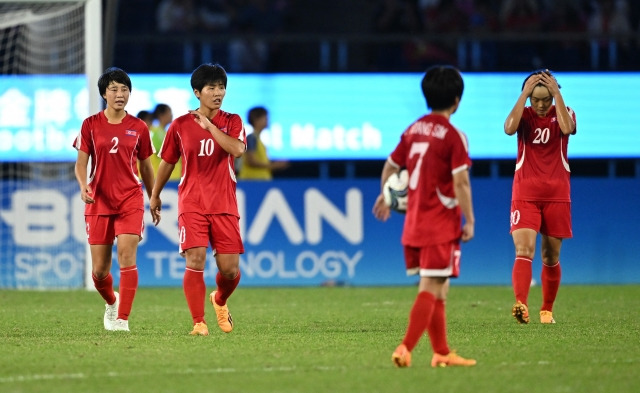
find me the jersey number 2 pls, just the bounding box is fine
[110,137,118,153]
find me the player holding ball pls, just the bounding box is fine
[373,65,476,368]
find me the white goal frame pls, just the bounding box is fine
[0,0,102,290]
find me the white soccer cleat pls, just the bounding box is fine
[112,318,130,332]
[104,292,119,331]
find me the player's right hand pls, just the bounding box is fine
[149,195,162,226]
[522,75,541,96]
[372,194,391,222]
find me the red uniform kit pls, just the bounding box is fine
[159,109,246,253]
[510,105,577,237]
[388,113,471,277]
[74,111,154,215]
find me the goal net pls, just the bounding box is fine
[0,0,101,289]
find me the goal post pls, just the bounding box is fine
[0,0,102,289]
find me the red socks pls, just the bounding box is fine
[512,256,533,305]
[118,265,138,320]
[427,299,450,356]
[402,291,436,352]
[183,268,206,324]
[92,273,116,305]
[214,271,241,306]
[541,262,561,312]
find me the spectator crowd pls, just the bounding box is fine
[115,0,640,73]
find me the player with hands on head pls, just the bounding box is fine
[150,63,246,336]
[74,67,160,332]
[504,68,576,325]
[373,65,476,368]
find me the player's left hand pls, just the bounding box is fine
[539,70,560,97]
[461,222,474,242]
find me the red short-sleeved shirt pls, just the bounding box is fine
[389,113,472,247]
[158,109,246,216]
[511,106,577,202]
[73,111,154,215]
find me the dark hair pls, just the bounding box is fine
[98,67,131,96]
[136,110,152,122]
[153,103,171,118]
[190,63,228,91]
[421,65,464,110]
[521,68,561,91]
[247,106,268,126]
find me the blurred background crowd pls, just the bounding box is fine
[113,0,640,74]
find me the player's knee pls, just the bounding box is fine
[219,265,239,279]
[541,253,559,266]
[514,246,535,258]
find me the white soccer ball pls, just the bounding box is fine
[383,169,409,213]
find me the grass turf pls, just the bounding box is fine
[1,285,639,393]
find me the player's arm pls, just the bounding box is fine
[540,72,575,135]
[138,157,160,225]
[372,160,398,222]
[74,150,94,204]
[150,159,174,226]
[189,110,245,157]
[504,76,539,136]
[453,168,475,242]
[139,157,155,199]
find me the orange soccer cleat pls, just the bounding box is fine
[210,291,233,333]
[189,322,209,336]
[540,310,556,324]
[431,351,477,368]
[391,344,412,368]
[512,301,530,324]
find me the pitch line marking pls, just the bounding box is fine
[0,365,346,384]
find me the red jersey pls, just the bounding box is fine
[389,113,472,247]
[73,111,154,215]
[159,109,246,216]
[511,106,577,202]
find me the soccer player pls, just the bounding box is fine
[74,67,159,332]
[373,65,476,368]
[504,69,576,324]
[149,63,246,336]
[237,106,289,180]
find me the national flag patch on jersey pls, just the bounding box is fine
[125,129,137,137]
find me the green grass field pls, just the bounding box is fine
[1,285,639,393]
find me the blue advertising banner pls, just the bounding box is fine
[136,180,409,287]
[2,73,640,162]
[0,180,86,288]
[1,178,639,288]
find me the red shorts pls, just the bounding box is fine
[510,200,572,238]
[178,212,244,255]
[403,240,461,278]
[85,209,144,245]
